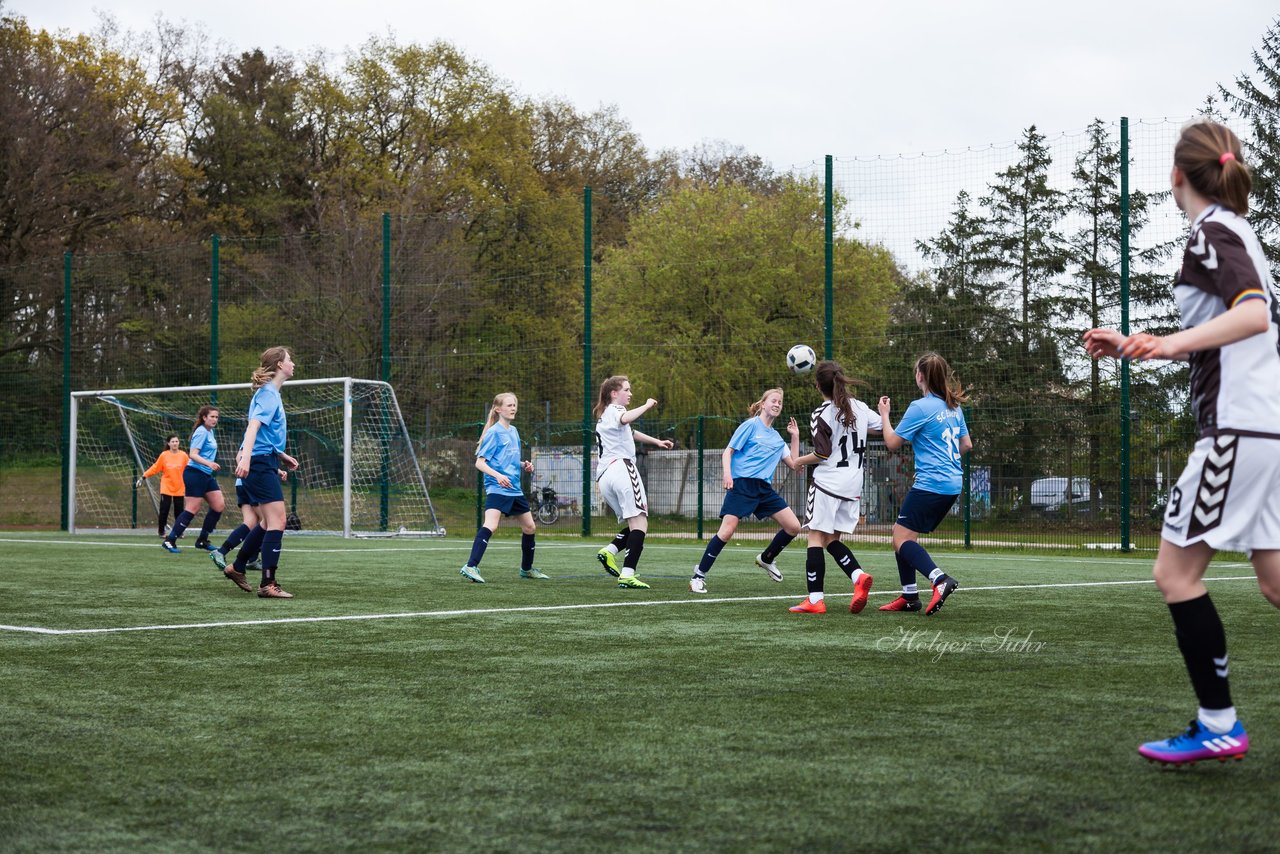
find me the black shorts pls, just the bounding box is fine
[720,477,788,520]
[241,454,284,505]
[485,493,531,517]
[183,468,221,499]
[896,488,959,534]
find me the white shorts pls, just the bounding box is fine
[597,459,649,522]
[1162,434,1280,553]
[805,484,861,535]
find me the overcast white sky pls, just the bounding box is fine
[11,0,1278,171]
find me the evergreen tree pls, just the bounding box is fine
[1219,17,1280,276]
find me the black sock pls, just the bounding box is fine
[261,529,283,576]
[696,536,727,576]
[894,551,917,598]
[806,547,825,595]
[826,541,860,579]
[761,530,796,564]
[234,526,266,571]
[167,510,195,542]
[219,524,250,555]
[623,530,646,570]
[521,532,535,571]
[1169,593,1233,710]
[611,528,630,551]
[899,540,940,581]
[196,509,222,544]
[467,527,492,568]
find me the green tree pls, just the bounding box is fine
[191,48,314,235]
[1219,16,1280,276]
[594,177,899,433]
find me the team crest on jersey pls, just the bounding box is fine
[1187,435,1237,539]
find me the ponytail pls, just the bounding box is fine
[747,388,784,417]
[480,392,516,443]
[251,346,292,389]
[815,360,867,427]
[914,352,969,409]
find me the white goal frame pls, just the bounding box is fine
[69,377,444,538]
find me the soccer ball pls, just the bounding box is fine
[787,344,816,374]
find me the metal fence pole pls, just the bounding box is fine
[1120,117,1132,552]
[824,155,834,360]
[61,252,72,530]
[582,186,593,537]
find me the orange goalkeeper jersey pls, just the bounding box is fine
[142,449,190,496]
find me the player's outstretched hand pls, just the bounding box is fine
[1120,332,1168,361]
[657,439,674,450]
[1083,328,1125,359]
[134,478,144,488]
[786,417,799,437]
[878,395,892,416]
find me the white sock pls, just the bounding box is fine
[928,568,945,584]
[850,569,865,584]
[809,592,825,604]
[607,545,620,555]
[621,568,635,578]
[903,583,918,596]
[1199,706,1238,734]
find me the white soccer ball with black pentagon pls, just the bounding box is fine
[786,344,816,374]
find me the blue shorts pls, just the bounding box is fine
[235,483,258,508]
[183,467,221,499]
[720,477,788,520]
[896,488,959,534]
[485,493,531,517]
[241,454,284,505]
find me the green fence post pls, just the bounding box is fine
[210,234,219,402]
[582,186,593,537]
[61,251,72,531]
[824,155,834,360]
[132,463,138,529]
[380,212,391,531]
[696,415,705,540]
[963,451,971,549]
[1120,117,1131,552]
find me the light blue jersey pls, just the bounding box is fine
[727,417,789,482]
[247,384,288,455]
[477,422,523,497]
[187,425,217,474]
[894,392,969,494]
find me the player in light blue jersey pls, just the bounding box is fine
[228,347,300,598]
[459,392,547,584]
[689,388,802,594]
[161,405,226,554]
[878,353,972,616]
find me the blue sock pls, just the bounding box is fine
[196,509,222,543]
[261,529,284,577]
[899,540,941,582]
[697,535,727,575]
[521,533,535,571]
[219,524,250,555]
[167,510,195,542]
[467,527,492,568]
[234,526,266,571]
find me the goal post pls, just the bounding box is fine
[68,377,445,538]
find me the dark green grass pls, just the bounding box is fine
[2,533,1278,852]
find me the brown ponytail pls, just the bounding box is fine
[1174,120,1251,215]
[914,352,969,409]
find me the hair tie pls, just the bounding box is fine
[1220,152,1236,165]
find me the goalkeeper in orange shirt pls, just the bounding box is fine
[136,435,189,538]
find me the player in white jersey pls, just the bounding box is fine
[787,361,881,615]
[1085,120,1280,766]
[592,375,674,589]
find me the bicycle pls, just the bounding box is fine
[528,482,560,525]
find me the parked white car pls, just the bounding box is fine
[1030,476,1095,516]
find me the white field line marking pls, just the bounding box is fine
[0,575,1259,636]
[0,536,1242,567]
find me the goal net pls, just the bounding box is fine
[69,377,444,537]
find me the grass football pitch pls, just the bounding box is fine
[2,532,1279,851]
